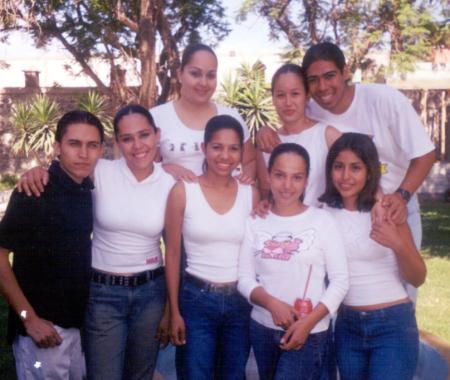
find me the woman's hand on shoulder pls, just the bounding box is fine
[236,171,255,185]
[17,166,49,197]
[252,198,271,219]
[256,126,281,153]
[162,164,198,183]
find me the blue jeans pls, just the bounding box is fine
[84,274,166,380]
[414,338,449,380]
[250,319,329,380]
[335,303,419,380]
[178,279,251,380]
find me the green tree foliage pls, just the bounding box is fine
[11,91,113,163]
[0,1,230,107]
[11,95,59,163]
[79,91,114,136]
[239,0,449,78]
[221,61,278,141]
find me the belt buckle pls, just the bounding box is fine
[210,283,234,295]
[223,285,235,296]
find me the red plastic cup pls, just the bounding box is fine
[294,298,313,318]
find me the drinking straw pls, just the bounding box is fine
[302,265,313,299]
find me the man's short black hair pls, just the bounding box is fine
[56,110,104,143]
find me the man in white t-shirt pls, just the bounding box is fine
[257,42,446,380]
[259,42,435,234]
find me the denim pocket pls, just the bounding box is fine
[180,281,205,305]
[383,303,417,330]
[88,281,118,304]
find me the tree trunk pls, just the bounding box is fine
[440,90,447,161]
[420,89,428,133]
[157,10,181,104]
[138,0,159,108]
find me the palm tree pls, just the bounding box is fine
[27,95,60,160]
[11,91,115,164]
[220,61,278,142]
[79,91,114,136]
[11,102,35,157]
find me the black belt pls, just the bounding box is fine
[185,273,238,295]
[91,267,164,287]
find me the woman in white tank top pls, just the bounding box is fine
[165,115,258,379]
[150,43,255,183]
[150,43,256,379]
[257,63,341,206]
[319,133,426,380]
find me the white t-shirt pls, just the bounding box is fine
[262,123,328,206]
[238,208,349,333]
[326,207,408,306]
[150,101,251,176]
[306,83,435,194]
[182,181,253,283]
[92,159,175,273]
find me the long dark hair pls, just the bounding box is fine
[319,133,380,211]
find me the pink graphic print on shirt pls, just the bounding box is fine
[256,230,315,261]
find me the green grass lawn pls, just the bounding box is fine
[0,200,449,378]
[416,200,450,341]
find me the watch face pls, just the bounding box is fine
[397,188,411,202]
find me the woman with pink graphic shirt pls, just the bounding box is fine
[238,143,349,380]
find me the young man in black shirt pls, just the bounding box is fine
[0,110,104,379]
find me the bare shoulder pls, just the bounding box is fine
[170,180,186,200]
[325,125,342,148]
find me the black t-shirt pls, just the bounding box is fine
[0,161,93,343]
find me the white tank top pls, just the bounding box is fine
[182,181,253,282]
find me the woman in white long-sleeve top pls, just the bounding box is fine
[238,142,349,380]
[319,133,426,380]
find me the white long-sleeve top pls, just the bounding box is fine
[326,207,408,306]
[238,208,349,333]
